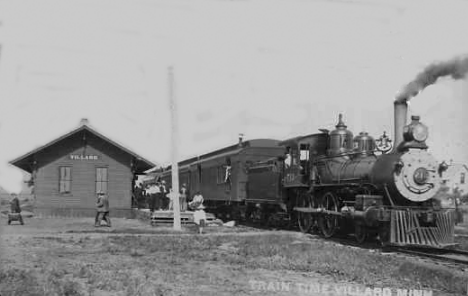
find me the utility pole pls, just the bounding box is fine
[169,66,181,230]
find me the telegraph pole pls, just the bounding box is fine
[169,66,181,230]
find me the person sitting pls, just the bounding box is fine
[189,191,206,234]
[8,193,24,225]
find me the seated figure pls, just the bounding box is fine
[8,193,24,225]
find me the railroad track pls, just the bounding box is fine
[385,246,468,267]
[238,217,468,267]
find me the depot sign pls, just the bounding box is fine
[69,154,99,160]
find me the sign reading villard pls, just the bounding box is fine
[69,154,99,160]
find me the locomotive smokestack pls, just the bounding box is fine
[393,99,408,152]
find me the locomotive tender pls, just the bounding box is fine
[159,100,455,247]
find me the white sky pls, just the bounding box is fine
[0,0,467,193]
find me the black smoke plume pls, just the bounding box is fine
[396,55,468,103]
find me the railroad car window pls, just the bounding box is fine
[59,166,72,194]
[96,167,108,194]
[217,165,231,184]
[300,144,310,161]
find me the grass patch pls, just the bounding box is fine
[2,230,468,295]
[455,235,468,250]
[0,266,85,296]
[58,233,467,294]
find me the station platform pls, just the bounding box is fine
[133,208,217,225]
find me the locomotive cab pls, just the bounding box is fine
[282,144,309,186]
[280,133,328,187]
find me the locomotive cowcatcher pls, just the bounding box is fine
[247,99,456,247]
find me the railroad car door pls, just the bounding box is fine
[190,164,201,194]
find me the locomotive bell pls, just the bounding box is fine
[327,114,354,156]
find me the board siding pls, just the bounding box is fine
[33,132,133,215]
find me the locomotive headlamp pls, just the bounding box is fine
[403,116,429,144]
[412,123,428,142]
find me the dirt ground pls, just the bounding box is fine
[1,215,467,296]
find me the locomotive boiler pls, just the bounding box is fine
[247,99,455,247]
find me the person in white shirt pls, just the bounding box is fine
[166,188,174,211]
[159,180,168,210]
[147,183,160,213]
[180,183,188,212]
[189,191,206,234]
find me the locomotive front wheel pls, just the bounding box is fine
[297,193,313,233]
[355,224,368,244]
[318,192,339,238]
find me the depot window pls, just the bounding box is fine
[59,166,72,194]
[96,167,108,194]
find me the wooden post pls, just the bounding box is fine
[169,66,181,230]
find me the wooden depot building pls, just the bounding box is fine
[9,119,156,218]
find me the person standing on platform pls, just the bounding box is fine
[189,191,206,234]
[166,188,174,211]
[159,180,168,210]
[135,183,146,209]
[147,183,160,213]
[144,184,151,210]
[180,183,188,212]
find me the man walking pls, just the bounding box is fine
[95,193,111,227]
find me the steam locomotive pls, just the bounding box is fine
[160,100,456,248]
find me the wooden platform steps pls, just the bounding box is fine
[135,209,217,225]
